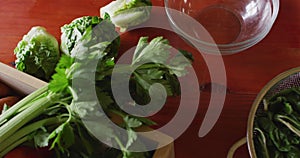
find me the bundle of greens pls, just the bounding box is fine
[1,16,192,158]
[14,26,60,81]
[254,87,300,158]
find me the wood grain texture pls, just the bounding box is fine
[0,0,299,157]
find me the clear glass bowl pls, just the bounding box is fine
[164,0,280,55]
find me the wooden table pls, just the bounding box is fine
[0,0,299,157]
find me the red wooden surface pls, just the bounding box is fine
[0,0,300,157]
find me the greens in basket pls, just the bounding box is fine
[1,15,192,158]
[254,87,300,158]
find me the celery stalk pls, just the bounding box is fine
[0,85,48,125]
[0,117,67,152]
[0,135,30,157]
[0,92,59,143]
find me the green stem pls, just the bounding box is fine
[114,137,126,152]
[0,135,30,158]
[0,117,67,152]
[275,115,300,137]
[111,109,126,118]
[254,127,270,158]
[0,85,48,125]
[137,63,166,70]
[96,63,167,80]
[0,92,59,143]
[54,101,73,126]
[96,65,131,79]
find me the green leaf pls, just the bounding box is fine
[48,123,75,152]
[49,55,74,93]
[168,50,193,77]
[257,116,276,132]
[97,91,114,110]
[61,16,120,57]
[1,104,9,114]
[133,116,156,126]
[132,37,149,62]
[49,73,69,93]
[129,37,186,103]
[123,116,143,150]
[61,16,101,55]
[286,146,300,158]
[124,116,143,128]
[33,127,50,148]
[71,101,100,118]
[132,36,170,65]
[275,114,300,137]
[125,128,138,149]
[269,128,291,152]
[254,127,270,158]
[84,119,115,138]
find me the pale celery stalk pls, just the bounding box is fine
[0,117,67,153]
[0,92,59,143]
[0,85,48,125]
[0,135,30,157]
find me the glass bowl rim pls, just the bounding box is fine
[164,0,280,54]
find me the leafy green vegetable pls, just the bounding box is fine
[254,87,300,158]
[14,26,60,81]
[60,16,120,56]
[129,36,192,104]
[254,127,270,158]
[33,127,50,148]
[100,0,152,32]
[2,21,193,158]
[0,15,122,157]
